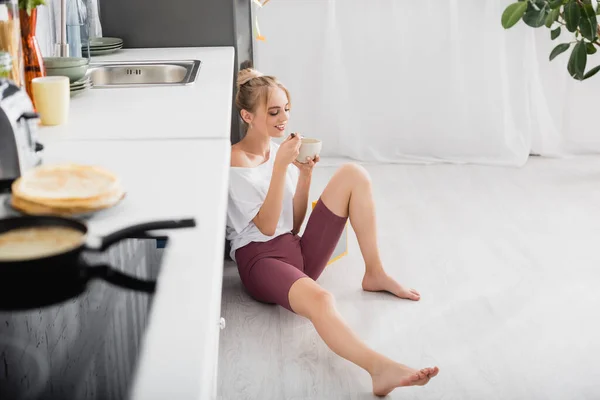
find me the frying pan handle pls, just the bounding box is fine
[86,264,156,293]
[95,218,196,251]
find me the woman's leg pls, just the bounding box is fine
[319,163,420,300]
[288,278,439,396]
[236,238,307,311]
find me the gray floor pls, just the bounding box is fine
[218,157,600,400]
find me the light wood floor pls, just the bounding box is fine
[218,156,600,400]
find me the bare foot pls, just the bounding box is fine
[362,271,421,301]
[371,360,439,397]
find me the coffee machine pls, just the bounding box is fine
[0,78,43,192]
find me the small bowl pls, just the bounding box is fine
[46,64,88,83]
[43,57,88,69]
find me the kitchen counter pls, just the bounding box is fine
[30,47,234,400]
[38,47,234,143]
[33,139,230,400]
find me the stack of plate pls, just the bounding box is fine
[44,57,89,83]
[70,75,92,96]
[82,37,124,56]
[10,163,125,217]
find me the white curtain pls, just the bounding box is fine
[254,0,600,165]
[36,2,55,57]
[36,0,103,58]
[530,28,600,156]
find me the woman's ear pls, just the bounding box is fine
[240,109,253,125]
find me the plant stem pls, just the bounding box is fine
[556,15,600,48]
[528,0,541,11]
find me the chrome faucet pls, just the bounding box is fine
[55,0,69,57]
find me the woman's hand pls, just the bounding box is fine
[293,154,320,176]
[274,134,301,168]
[292,154,317,234]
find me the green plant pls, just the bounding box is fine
[502,0,600,80]
[18,0,45,15]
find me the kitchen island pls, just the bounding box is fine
[10,46,234,400]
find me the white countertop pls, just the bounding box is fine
[25,46,235,400]
[38,47,234,142]
[36,139,230,400]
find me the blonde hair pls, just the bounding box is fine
[235,61,291,130]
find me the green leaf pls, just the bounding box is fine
[18,0,45,14]
[550,43,571,60]
[549,0,564,9]
[568,41,587,79]
[551,27,562,39]
[565,2,582,32]
[546,8,561,27]
[524,4,549,27]
[579,4,598,41]
[583,65,600,79]
[502,2,529,28]
[587,43,598,54]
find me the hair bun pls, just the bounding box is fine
[237,68,263,88]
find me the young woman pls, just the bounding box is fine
[226,66,439,396]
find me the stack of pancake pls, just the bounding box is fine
[10,163,125,216]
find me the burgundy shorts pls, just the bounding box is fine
[235,199,348,312]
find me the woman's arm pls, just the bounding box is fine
[292,155,320,235]
[292,172,311,234]
[252,164,288,236]
[251,135,302,236]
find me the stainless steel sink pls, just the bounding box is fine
[87,60,201,88]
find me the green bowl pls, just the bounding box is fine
[46,64,89,83]
[43,57,88,68]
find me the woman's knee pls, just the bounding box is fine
[305,288,336,318]
[289,278,335,317]
[338,163,371,185]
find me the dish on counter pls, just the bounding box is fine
[44,57,89,83]
[70,76,91,88]
[70,76,92,96]
[82,47,123,56]
[43,57,88,69]
[9,163,125,218]
[6,192,125,218]
[88,37,123,48]
[85,43,123,50]
[82,36,124,56]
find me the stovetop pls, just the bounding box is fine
[0,236,166,400]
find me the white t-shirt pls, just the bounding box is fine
[226,141,299,261]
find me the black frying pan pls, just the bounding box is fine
[0,215,196,311]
